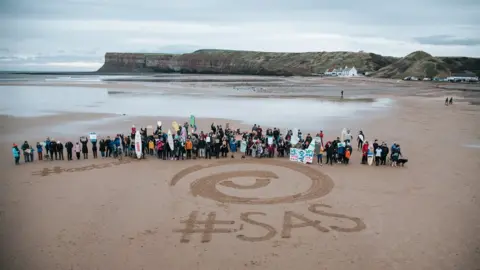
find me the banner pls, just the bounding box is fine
[240,141,247,153]
[289,148,314,164]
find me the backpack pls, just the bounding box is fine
[345,150,351,159]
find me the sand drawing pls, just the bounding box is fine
[173,211,237,243]
[170,159,335,205]
[32,159,131,177]
[173,204,366,243]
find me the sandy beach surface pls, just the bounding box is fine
[1,75,479,270]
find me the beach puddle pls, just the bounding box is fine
[0,85,393,129]
[462,144,480,149]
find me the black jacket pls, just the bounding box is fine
[50,141,57,152]
[65,142,73,151]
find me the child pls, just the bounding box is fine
[12,144,20,165]
[148,139,154,155]
[29,146,35,162]
[36,142,43,161]
[74,142,81,160]
[344,148,351,165]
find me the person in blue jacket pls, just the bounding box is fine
[36,142,43,160]
[12,144,20,165]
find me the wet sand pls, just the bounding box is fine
[1,78,480,270]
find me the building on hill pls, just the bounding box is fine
[325,68,335,75]
[446,71,479,82]
[324,66,358,77]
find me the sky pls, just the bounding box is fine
[1,0,479,71]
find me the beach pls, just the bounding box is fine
[1,75,479,270]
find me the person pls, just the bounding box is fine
[341,90,344,99]
[156,139,164,159]
[12,144,20,165]
[344,147,351,165]
[445,97,449,106]
[375,146,382,166]
[344,129,352,144]
[57,141,64,160]
[391,144,403,167]
[50,140,58,160]
[80,137,88,159]
[325,141,334,166]
[361,141,369,164]
[337,141,345,163]
[148,139,154,156]
[99,138,106,158]
[319,130,324,146]
[65,141,73,160]
[36,142,43,161]
[380,143,389,165]
[198,137,206,158]
[29,145,35,162]
[185,138,193,159]
[92,142,98,159]
[357,131,365,151]
[45,137,51,160]
[314,141,323,165]
[105,136,112,157]
[449,97,453,105]
[373,139,379,155]
[21,141,30,162]
[74,142,81,160]
[220,140,229,157]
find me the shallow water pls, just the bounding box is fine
[0,85,393,129]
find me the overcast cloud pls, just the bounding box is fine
[1,0,479,71]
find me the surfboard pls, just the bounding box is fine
[358,134,364,142]
[167,129,174,151]
[190,115,196,131]
[291,128,299,145]
[134,130,142,159]
[240,140,247,153]
[367,145,374,166]
[172,121,180,132]
[181,126,187,141]
[341,128,347,142]
[267,136,274,145]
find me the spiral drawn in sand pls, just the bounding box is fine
[170,159,334,205]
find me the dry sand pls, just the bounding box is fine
[1,79,480,270]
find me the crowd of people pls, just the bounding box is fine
[11,122,406,167]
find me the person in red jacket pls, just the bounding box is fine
[361,141,369,164]
[319,130,324,146]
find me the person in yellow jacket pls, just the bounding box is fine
[148,140,154,156]
[314,139,324,166]
[185,138,193,159]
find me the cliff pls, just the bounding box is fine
[97,50,398,76]
[97,49,480,78]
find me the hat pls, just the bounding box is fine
[13,143,17,146]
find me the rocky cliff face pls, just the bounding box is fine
[97,50,398,76]
[97,49,480,78]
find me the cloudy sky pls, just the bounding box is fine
[1,0,479,71]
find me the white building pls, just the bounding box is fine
[341,66,358,76]
[325,66,358,77]
[446,71,479,82]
